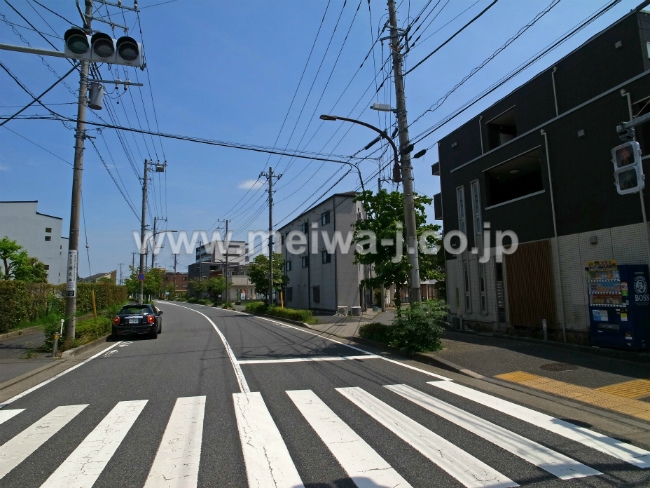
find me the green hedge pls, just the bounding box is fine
[0,281,127,333]
[245,301,316,324]
[43,316,113,352]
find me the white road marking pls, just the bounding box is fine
[0,409,23,426]
[428,381,650,469]
[387,384,601,480]
[0,342,122,409]
[0,405,87,480]
[287,389,412,487]
[233,392,304,488]
[163,302,250,393]
[144,396,205,488]
[42,400,147,487]
[237,355,380,364]
[337,387,518,488]
[103,350,118,358]
[217,307,452,381]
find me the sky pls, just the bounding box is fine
[0,0,644,278]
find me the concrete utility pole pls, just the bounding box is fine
[173,254,178,274]
[64,0,93,342]
[218,219,230,302]
[260,167,282,305]
[387,0,422,303]
[151,217,168,269]
[138,159,149,304]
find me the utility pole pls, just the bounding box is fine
[260,167,281,305]
[138,159,149,304]
[387,0,421,303]
[119,263,123,285]
[151,217,167,269]
[64,0,93,342]
[173,254,178,274]
[218,219,230,302]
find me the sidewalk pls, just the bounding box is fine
[302,310,650,424]
[0,327,56,387]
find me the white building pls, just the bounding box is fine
[278,192,368,313]
[0,201,69,284]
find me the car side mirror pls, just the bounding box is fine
[158,310,163,315]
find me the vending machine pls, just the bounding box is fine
[587,260,650,350]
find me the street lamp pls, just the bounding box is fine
[319,114,401,184]
[138,230,177,304]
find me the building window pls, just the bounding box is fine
[464,264,471,313]
[321,211,331,225]
[486,107,517,150]
[45,227,52,233]
[312,286,320,304]
[44,265,50,270]
[456,186,466,236]
[485,148,543,207]
[321,250,331,264]
[45,236,51,241]
[470,180,482,240]
[301,222,309,234]
[286,260,292,272]
[479,264,488,314]
[301,256,309,268]
[286,287,293,301]
[281,234,285,245]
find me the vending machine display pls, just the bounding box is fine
[587,261,649,350]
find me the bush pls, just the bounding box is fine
[389,300,447,354]
[244,301,316,324]
[359,322,392,343]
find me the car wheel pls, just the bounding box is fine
[150,325,158,339]
[158,321,162,334]
[111,327,118,340]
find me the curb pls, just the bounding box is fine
[60,334,112,358]
[0,326,43,341]
[0,360,61,392]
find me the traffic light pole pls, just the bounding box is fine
[387,0,421,303]
[64,0,93,343]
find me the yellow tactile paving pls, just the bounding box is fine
[495,371,650,421]
[597,379,650,399]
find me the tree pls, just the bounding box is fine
[352,190,444,300]
[247,253,287,299]
[206,276,225,300]
[0,237,48,282]
[124,266,164,299]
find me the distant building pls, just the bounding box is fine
[278,192,368,313]
[0,201,69,284]
[162,272,188,295]
[80,270,117,284]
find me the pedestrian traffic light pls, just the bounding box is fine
[64,28,144,68]
[611,141,644,195]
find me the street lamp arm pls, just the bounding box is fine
[320,114,400,183]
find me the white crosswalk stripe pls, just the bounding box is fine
[337,386,519,488]
[0,382,643,487]
[0,404,87,480]
[287,389,412,488]
[0,409,23,426]
[233,391,304,488]
[387,384,601,480]
[42,400,147,488]
[144,396,206,488]
[427,380,650,469]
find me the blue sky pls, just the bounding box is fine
[0,0,642,277]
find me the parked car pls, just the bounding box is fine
[112,304,163,339]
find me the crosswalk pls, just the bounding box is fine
[0,381,649,487]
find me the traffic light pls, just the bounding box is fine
[611,141,644,195]
[64,28,144,68]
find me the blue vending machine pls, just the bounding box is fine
[587,261,650,350]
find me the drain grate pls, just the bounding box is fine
[539,362,578,372]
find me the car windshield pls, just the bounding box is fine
[120,305,152,314]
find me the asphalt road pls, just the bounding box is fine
[1,301,649,487]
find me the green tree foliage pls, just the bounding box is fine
[353,190,444,291]
[206,276,225,297]
[124,265,164,298]
[0,237,48,283]
[247,253,288,298]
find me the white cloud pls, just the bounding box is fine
[238,179,263,190]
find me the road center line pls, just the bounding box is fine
[237,355,380,364]
[162,302,250,393]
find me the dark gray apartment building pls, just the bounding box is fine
[435,5,650,343]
